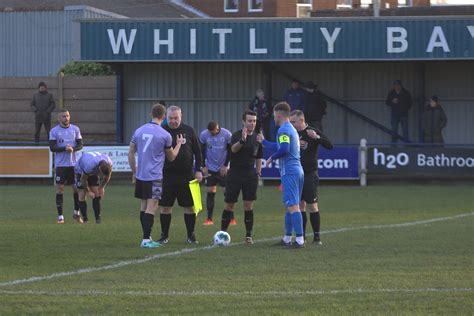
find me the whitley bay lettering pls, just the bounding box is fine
[103,24,474,58]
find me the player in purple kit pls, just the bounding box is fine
[128,104,185,248]
[49,109,83,224]
[74,151,113,223]
[199,121,232,226]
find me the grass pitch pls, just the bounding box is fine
[0,184,473,315]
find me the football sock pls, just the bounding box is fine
[92,197,101,221]
[244,210,254,237]
[221,209,233,231]
[284,212,292,236]
[78,201,88,221]
[142,213,154,240]
[184,213,196,239]
[73,192,79,211]
[55,194,63,216]
[310,211,321,238]
[206,192,215,220]
[140,211,145,227]
[160,213,171,238]
[301,211,307,237]
[291,211,304,238]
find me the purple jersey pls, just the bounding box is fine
[199,128,232,172]
[131,122,172,181]
[49,124,82,167]
[75,152,112,175]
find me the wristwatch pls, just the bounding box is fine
[239,139,245,145]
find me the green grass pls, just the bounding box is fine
[0,184,473,315]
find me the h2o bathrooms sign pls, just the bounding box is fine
[77,18,474,62]
[368,147,474,177]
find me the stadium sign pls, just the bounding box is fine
[262,146,359,180]
[368,147,474,176]
[76,18,474,61]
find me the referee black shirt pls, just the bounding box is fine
[163,123,203,180]
[298,125,333,174]
[229,130,263,171]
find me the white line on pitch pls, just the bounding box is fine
[0,212,472,288]
[0,288,471,297]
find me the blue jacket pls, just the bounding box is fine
[283,88,305,111]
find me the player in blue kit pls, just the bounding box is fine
[262,102,305,248]
[49,109,83,224]
[74,151,112,223]
[128,104,184,248]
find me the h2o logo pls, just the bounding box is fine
[373,148,410,169]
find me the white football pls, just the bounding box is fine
[213,231,231,246]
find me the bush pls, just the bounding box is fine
[59,61,114,76]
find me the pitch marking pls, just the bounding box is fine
[0,212,472,288]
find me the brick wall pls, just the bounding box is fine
[0,76,117,142]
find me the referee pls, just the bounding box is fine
[289,110,333,245]
[221,110,263,244]
[159,105,204,244]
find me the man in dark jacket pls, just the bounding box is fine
[303,81,327,131]
[31,82,56,143]
[422,95,447,144]
[283,80,305,111]
[385,80,412,143]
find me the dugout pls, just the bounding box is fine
[73,17,474,146]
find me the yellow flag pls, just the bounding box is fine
[188,179,202,214]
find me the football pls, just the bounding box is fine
[213,231,231,246]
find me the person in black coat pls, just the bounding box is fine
[303,81,327,131]
[31,82,56,143]
[422,95,447,144]
[385,80,412,143]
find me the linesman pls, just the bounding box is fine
[159,106,204,244]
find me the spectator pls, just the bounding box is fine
[249,89,271,137]
[283,79,305,111]
[422,95,447,144]
[31,82,55,143]
[385,80,412,143]
[303,81,327,131]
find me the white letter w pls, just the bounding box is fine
[107,29,137,55]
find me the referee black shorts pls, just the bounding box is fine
[135,179,163,200]
[75,173,100,190]
[55,167,75,185]
[301,171,319,204]
[224,168,258,203]
[205,170,226,187]
[160,176,194,208]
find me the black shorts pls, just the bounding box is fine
[224,169,258,203]
[75,173,100,190]
[301,171,319,204]
[205,170,226,187]
[160,177,194,208]
[135,179,163,200]
[55,167,75,185]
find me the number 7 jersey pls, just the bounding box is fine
[131,122,172,181]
